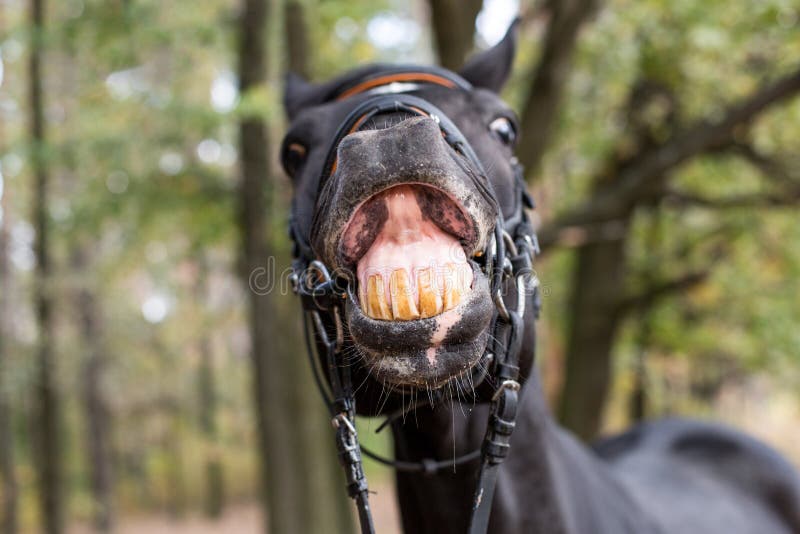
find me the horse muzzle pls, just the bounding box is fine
[310,117,498,386]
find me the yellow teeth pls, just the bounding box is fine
[443,263,461,310]
[360,264,471,321]
[417,267,443,319]
[366,274,392,320]
[390,269,420,321]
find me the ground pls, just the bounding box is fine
[69,481,402,534]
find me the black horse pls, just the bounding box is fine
[281,23,800,534]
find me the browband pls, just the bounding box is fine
[328,65,473,102]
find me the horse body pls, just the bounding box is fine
[283,21,800,534]
[392,374,800,533]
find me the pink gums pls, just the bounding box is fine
[354,185,472,308]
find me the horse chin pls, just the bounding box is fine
[345,263,493,388]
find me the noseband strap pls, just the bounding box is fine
[301,92,499,266]
[288,70,540,534]
[319,93,489,188]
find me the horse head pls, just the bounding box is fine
[283,22,538,396]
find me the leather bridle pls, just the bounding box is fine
[287,68,540,534]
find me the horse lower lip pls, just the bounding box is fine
[344,268,494,386]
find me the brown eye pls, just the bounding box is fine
[282,142,307,177]
[489,117,517,146]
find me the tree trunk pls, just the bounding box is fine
[166,409,187,519]
[71,245,114,533]
[194,257,225,519]
[428,0,483,70]
[238,2,356,530]
[0,75,18,534]
[518,0,599,180]
[278,287,355,533]
[0,194,17,534]
[557,220,630,441]
[0,6,18,531]
[198,339,224,519]
[281,2,355,531]
[284,0,310,79]
[629,323,650,423]
[29,0,62,532]
[628,208,663,423]
[549,66,800,440]
[237,1,305,532]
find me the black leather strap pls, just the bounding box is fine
[468,310,524,533]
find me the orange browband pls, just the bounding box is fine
[335,72,458,100]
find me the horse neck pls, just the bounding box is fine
[389,370,570,533]
[389,369,657,534]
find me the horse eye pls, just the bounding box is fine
[489,117,517,146]
[282,142,307,177]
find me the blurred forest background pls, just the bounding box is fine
[0,0,799,533]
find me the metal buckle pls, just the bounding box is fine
[523,233,540,257]
[491,379,521,402]
[493,288,510,322]
[307,259,332,286]
[311,307,344,354]
[515,276,527,318]
[331,412,357,434]
[501,230,518,258]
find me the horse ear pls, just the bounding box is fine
[458,18,520,93]
[284,72,328,120]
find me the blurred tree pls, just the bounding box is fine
[0,7,18,533]
[285,0,310,79]
[279,1,356,532]
[165,401,188,518]
[0,58,18,534]
[193,253,225,519]
[52,14,117,529]
[28,0,63,531]
[236,0,288,530]
[428,0,800,440]
[517,0,600,178]
[627,205,663,423]
[239,0,320,532]
[238,0,355,530]
[428,0,483,69]
[71,243,114,533]
[0,182,17,534]
[550,64,800,440]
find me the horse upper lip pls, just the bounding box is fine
[338,183,477,269]
[336,184,478,322]
[310,117,498,271]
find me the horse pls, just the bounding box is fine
[281,22,800,534]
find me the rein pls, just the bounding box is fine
[288,69,540,534]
